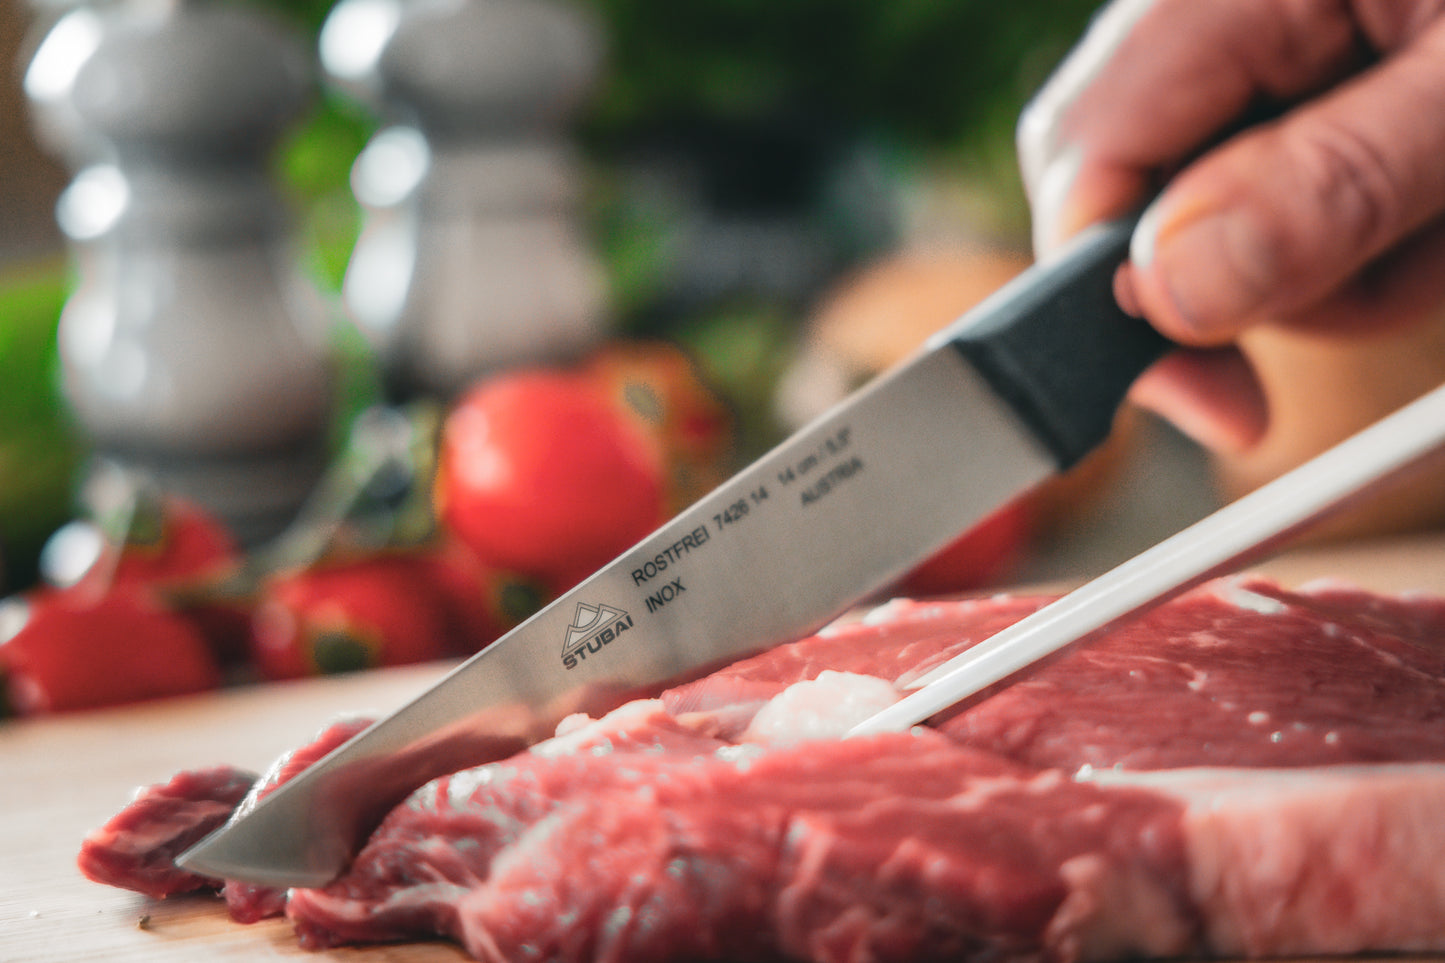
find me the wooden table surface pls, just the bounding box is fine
[4,533,1445,962]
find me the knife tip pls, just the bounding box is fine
[174,828,340,890]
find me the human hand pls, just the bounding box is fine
[1018,0,1445,452]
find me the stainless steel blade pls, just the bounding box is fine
[848,381,1445,739]
[177,344,1058,887]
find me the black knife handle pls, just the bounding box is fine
[934,213,1170,470]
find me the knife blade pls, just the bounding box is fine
[176,212,1167,888]
[847,380,1445,739]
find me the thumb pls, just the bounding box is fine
[1126,24,1445,345]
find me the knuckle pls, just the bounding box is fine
[1214,199,1286,314]
[1286,116,1403,255]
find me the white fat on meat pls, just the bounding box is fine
[741,670,900,746]
[1082,763,1445,958]
[1210,579,1291,616]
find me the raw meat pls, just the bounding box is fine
[423,728,1196,963]
[223,716,373,923]
[661,593,1049,738]
[76,715,370,916]
[1092,763,1445,957]
[77,576,1445,962]
[669,579,1445,768]
[942,579,1445,769]
[77,766,256,899]
[287,701,728,948]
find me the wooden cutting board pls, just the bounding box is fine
[4,533,1445,962]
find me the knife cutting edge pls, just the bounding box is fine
[177,211,1165,888]
[848,380,1445,739]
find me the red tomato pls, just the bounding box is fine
[581,340,733,509]
[250,553,459,680]
[435,369,667,585]
[0,586,221,715]
[107,496,239,585]
[44,494,240,591]
[896,499,1035,596]
[43,495,250,665]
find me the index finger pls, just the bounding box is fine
[1019,0,1367,255]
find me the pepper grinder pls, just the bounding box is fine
[21,0,119,169]
[320,0,609,400]
[25,0,337,546]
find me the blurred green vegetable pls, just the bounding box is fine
[0,261,83,591]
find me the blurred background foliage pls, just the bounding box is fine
[0,0,1101,588]
[579,0,1094,153]
[265,0,1102,294]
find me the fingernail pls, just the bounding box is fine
[1030,145,1084,259]
[1130,194,1271,340]
[1113,264,1143,317]
[1129,194,1165,268]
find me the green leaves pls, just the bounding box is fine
[0,261,82,588]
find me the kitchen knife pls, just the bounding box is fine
[848,380,1445,739]
[177,212,1167,888]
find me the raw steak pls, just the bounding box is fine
[942,579,1445,769]
[78,576,1445,962]
[411,727,1197,963]
[1092,763,1445,957]
[77,765,256,899]
[286,701,729,948]
[223,716,373,923]
[76,715,371,917]
[670,578,1445,767]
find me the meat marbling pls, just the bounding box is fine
[78,576,1445,961]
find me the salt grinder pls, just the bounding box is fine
[320,0,609,400]
[24,0,337,546]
